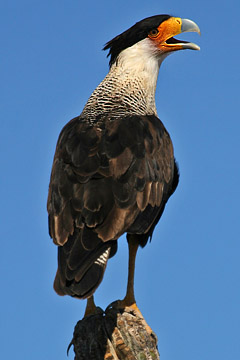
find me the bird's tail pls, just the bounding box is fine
[53,227,117,299]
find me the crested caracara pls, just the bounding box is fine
[47,15,200,315]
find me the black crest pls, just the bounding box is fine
[103,14,171,66]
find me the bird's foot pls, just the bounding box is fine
[84,296,103,318]
[106,299,153,335]
[110,299,140,312]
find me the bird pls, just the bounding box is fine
[47,14,200,316]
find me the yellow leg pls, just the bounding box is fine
[84,295,97,317]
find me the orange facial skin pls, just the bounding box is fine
[148,17,200,52]
[148,17,193,53]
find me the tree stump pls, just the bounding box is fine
[68,304,160,360]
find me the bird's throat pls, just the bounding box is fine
[81,40,163,122]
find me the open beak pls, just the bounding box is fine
[150,17,200,52]
[179,19,201,50]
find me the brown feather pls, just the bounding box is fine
[109,147,133,178]
[136,182,152,210]
[47,114,178,298]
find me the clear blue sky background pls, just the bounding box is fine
[1,1,239,359]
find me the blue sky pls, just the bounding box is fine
[1,0,240,359]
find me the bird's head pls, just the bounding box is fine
[104,15,200,67]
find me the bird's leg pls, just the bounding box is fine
[84,295,97,317]
[115,235,141,312]
[121,234,139,308]
[105,235,153,334]
[116,235,153,334]
[106,235,138,310]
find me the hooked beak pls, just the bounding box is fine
[149,17,200,52]
[177,18,201,50]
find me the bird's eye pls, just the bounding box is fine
[148,29,159,38]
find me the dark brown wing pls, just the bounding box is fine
[47,114,178,298]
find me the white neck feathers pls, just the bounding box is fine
[81,38,166,121]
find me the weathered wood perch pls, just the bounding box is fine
[68,304,160,359]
